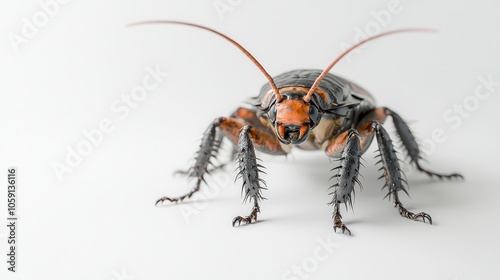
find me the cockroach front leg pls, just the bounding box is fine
[231,124,286,226]
[213,113,285,226]
[231,125,265,226]
[326,129,363,235]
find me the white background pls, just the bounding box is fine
[1,0,500,279]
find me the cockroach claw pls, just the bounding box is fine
[333,211,352,235]
[155,197,176,206]
[413,212,433,224]
[231,216,252,227]
[396,202,433,224]
[232,206,259,227]
[333,223,352,235]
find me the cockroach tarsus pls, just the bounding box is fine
[129,21,463,235]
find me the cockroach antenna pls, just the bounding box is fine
[303,28,437,102]
[127,20,283,101]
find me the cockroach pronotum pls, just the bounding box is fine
[129,21,463,235]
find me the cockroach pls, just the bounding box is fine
[129,21,463,234]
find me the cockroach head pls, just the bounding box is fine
[266,92,322,145]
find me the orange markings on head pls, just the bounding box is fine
[275,100,310,125]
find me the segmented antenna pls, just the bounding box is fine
[127,20,283,101]
[303,28,436,102]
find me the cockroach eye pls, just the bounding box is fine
[268,104,277,123]
[309,105,320,126]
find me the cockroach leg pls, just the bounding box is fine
[173,130,228,176]
[155,183,200,205]
[385,108,464,180]
[156,122,220,206]
[327,129,362,235]
[207,144,238,173]
[157,114,284,228]
[372,121,432,224]
[232,125,267,227]
[174,146,236,176]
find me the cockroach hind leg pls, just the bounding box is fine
[205,148,238,174]
[155,184,201,206]
[386,108,464,181]
[173,161,230,177]
[415,163,464,181]
[155,196,174,206]
[173,168,191,176]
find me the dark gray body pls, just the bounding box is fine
[258,69,376,107]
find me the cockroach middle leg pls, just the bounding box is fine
[174,131,236,176]
[372,121,432,224]
[156,122,221,205]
